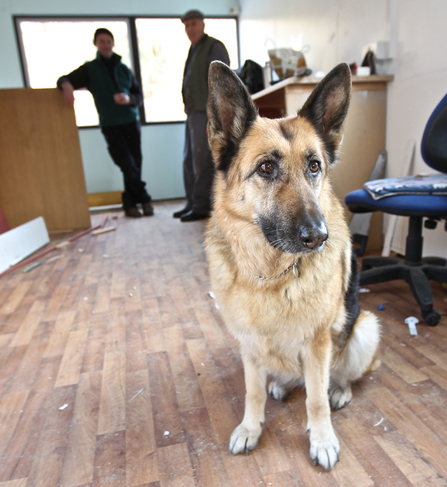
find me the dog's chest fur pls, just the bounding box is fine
[206,206,350,374]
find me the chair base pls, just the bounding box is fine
[361,256,447,326]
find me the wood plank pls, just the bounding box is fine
[331,436,374,487]
[92,430,126,487]
[81,312,108,374]
[8,323,51,394]
[0,89,90,232]
[106,298,127,354]
[156,443,195,487]
[147,352,184,448]
[380,343,429,383]
[141,299,167,354]
[422,365,447,391]
[367,387,447,479]
[0,391,29,459]
[193,306,229,354]
[416,343,447,368]
[126,309,149,373]
[43,310,76,358]
[263,470,304,487]
[125,369,159,486]
[0,346,27,397]
[92,261,112,314]
[59,371,101,487]
[374,431,446,486]
[55,329,89,387]
[181,407,231,487]
[163,326,205,412]
[110,257,126,300]
[43,284,70,322]
[97,351,126,435]
[266,405,339,487]
[25,385,76,487]
[186,338,240,444]
[9,300,46,347]
[0,358,61,481]
[0,282,32,315]
[0,478,28,487]
[335,416,411,486]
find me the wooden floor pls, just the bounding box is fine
[1,199,447,487]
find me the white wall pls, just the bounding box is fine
[385,0,447,258]
[239,0,446,258]
[0,0,237,201]
[238,0,389,75]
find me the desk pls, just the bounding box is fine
[252,74,394,251]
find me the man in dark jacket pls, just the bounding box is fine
[173,10,230,222]
[57,28,153,218]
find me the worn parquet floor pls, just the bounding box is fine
[1,199,447,487]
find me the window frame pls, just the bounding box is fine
[14,15,240,129]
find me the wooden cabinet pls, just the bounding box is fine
[252,75,394,251]
[0,88,91,232]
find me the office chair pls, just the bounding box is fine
[345,93,447,326]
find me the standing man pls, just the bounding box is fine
[173,10,230,222]
[57,28,154,218]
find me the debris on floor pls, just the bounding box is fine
[46,254,63,264]
[23,262,41,273]
[92,226,116,236]
[405,316,419,336]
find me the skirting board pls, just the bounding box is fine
[88,191,122,207]
[0,216,50,274]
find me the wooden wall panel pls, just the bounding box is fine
[0,88,91,232]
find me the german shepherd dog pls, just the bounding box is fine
[205,62,381,471]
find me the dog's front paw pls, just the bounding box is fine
[229,422,263,455]
[309,428,340,471]
[329,386,352,410]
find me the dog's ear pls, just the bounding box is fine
[207,61,258,172]
[299,63,352,164]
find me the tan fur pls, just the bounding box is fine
[205,62,381,471]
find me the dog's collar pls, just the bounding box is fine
[254,260,301,281]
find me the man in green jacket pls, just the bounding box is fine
[173,10,230,222]
[57,28,153,218]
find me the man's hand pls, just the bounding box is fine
[114,93,131,105]
[61,81,75,106]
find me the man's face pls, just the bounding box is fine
[95,33,114,58]
[184,18,205,45]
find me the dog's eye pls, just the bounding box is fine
[309,160,320,173]
[258,162,275,176]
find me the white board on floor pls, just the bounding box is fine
[0,216,49,274]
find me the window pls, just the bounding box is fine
[135,18,238,123]
[15,16,239,127]
[16,18,132,127]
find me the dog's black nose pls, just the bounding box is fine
[299,225,328,249]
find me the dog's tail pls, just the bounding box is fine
[332,309,381,385]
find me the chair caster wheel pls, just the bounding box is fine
[422,310,441,326]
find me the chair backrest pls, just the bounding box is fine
[421,92,447,174]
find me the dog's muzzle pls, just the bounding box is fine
[259,214,329,254]
[298,221,328,250]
